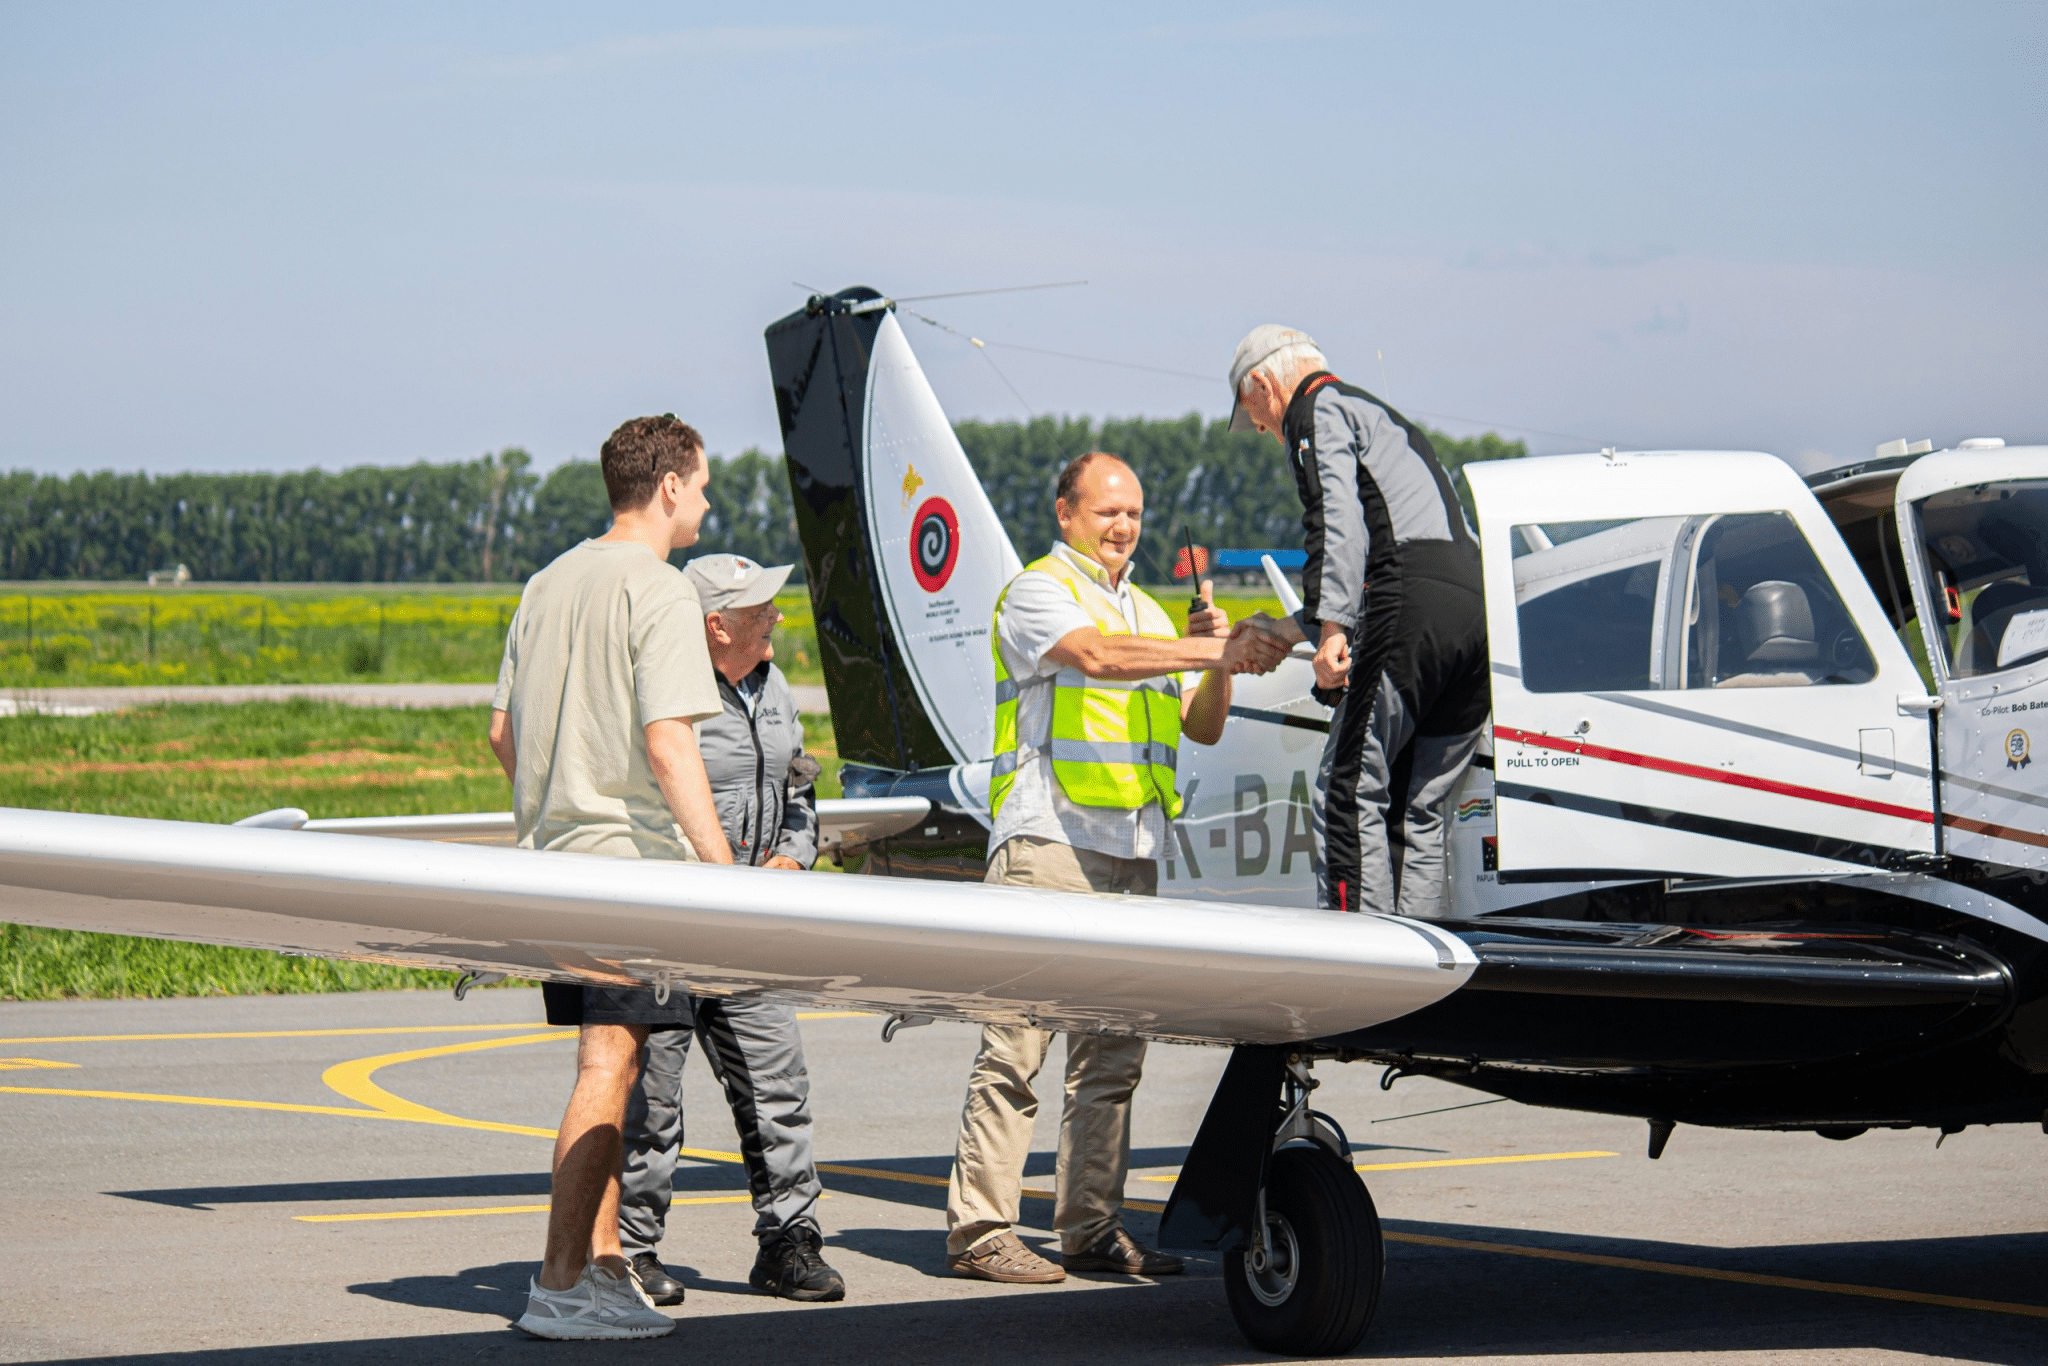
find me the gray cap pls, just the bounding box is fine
[683,553,795,614]
[1227,324,1319,433]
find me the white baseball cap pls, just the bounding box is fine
[1227,324,1319,433]
[683,554,795,613]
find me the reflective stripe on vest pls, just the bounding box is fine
[989,551,1183,821]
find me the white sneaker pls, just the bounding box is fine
[516,1263,675,1340]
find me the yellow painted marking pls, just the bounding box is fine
[0,1024,551,1045]
[1139,1149,1619,1181]
[0,1085,415,1121]
[816,1161,948,1188]
[1386,1231,2048,1320]
[320,1032,573,1136]
[295,1195,752,1223]
[0,1058,81,1071]
[8,1036,2039,1319]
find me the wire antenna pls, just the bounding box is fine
[903,308,1035,416]
[901,300,1625,448]
[889,280,1087,304]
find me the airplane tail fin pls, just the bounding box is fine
[765,289,1022,770]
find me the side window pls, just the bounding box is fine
[1514,511,1876,693]
[1692,513,1875,687]
[1512,518,1666,692]
[1913,480,2048,679]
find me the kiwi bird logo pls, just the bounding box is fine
[901,465,925,510]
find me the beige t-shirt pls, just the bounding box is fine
[493,539,723,859]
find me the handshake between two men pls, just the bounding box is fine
[1220,602,1354,693]
[1186,589,1349,691]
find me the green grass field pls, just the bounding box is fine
[0,700,841,1000]
[0,585,826,688]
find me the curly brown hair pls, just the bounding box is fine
[600,415,704,512]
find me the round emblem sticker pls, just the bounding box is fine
[2007,728,2031,770]
[910,496,960,593]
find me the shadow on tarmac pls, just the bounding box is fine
[49,1222,1999,1366]
[36,1227,2048,1366]
[90,1173,2046,1362]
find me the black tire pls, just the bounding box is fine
[1223,1144,1383,1357]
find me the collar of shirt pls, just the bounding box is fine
[1047,541,1140,631]
[1050,540,1130,593]
[731,665,767,715]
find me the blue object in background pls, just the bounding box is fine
[1211,549,1306,570]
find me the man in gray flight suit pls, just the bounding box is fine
[617,553,845,1307]
[1230,325,1489,921]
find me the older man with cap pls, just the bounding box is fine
[1229,325,1488,921]
[614,553,846,1309]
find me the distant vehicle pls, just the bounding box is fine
[0,287,2039,1357]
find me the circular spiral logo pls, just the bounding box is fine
[910,496,960,592]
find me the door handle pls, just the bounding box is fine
[1896,694,1942,715]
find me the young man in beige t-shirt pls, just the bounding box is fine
[488,415,732,1340]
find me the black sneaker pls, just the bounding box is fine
[627,1251,686,1306]
[749,1227,846,1302]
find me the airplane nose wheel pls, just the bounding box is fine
[1223,1143,1384,1356]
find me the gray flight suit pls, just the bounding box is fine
[1285,372,1490,920]
[618,661,826,1252]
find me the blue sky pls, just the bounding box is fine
[2,2,2042,476]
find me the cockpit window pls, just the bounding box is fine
[1914,480,2048,679]
[1514,511,1876,693]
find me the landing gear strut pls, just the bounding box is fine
[1161,1048,1383,1356]
[1225,1056,1383,1355]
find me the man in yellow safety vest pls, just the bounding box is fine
[944,450,1286,1285]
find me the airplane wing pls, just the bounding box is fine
[0,806,1472,1045]
[234,797,936,860]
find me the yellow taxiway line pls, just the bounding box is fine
[5,1024,2040,1318]
[296,1195,755,1223]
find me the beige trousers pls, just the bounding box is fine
[944,836,1158,1256]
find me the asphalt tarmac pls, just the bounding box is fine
[0,987,2041,1365]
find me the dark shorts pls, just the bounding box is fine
[542,982,694,1030]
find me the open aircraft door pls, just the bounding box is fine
[1467,452,1936,881]
[1894,447,2048,870]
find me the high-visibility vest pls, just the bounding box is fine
[990,552,1183,821]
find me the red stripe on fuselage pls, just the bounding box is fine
[1493,726,1935,825]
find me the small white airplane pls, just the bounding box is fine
[1,287,2042,1356]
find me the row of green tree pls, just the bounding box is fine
[0,419,1522,584]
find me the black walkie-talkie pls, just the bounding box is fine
[1183,527,1207,625]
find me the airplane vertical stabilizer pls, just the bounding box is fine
[766,289,1018,770]
[861,311,1024,764]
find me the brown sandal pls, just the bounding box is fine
[947,1231,1067,1283]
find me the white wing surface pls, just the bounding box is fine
[0,807,1471,1045]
